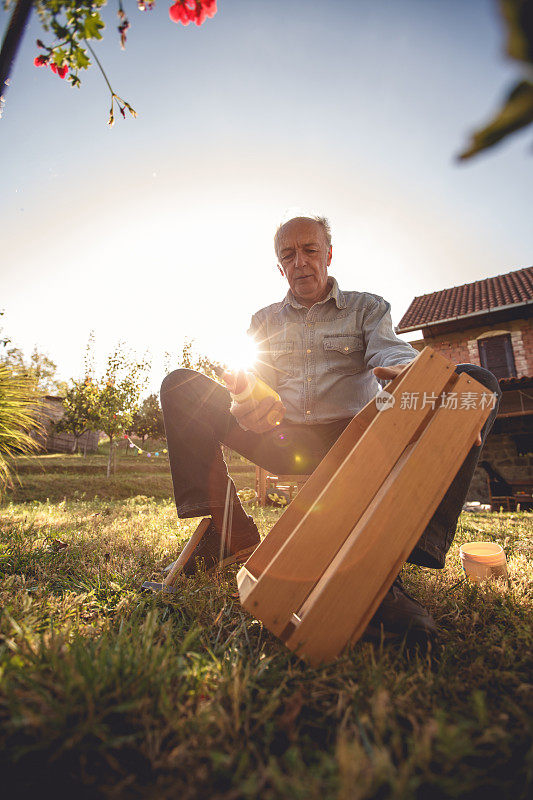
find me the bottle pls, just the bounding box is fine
[211,364,284,427]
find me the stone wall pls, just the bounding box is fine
[466,431,533,504]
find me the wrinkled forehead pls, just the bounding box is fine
[277,218,327,252]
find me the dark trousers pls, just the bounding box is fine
[160,365,501,569]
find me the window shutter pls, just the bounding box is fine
[478,334,516,379]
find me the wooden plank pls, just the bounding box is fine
[236,566,258,597]
[284,371,491,665]
[256,467,267,507]
[163,517,211,587]
[239,350,456,630]
[241,349,430,584]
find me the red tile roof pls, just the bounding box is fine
[396,266,533,332]
[499,375,533,388]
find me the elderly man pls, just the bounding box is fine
[160,215,501,640]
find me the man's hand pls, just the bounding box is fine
[231,395,286,433]
[372,362,413,382]
[373,362,483,447]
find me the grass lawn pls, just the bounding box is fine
[0,450,532,799]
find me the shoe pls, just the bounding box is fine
[181,518,260,576]
[365,576,437,642]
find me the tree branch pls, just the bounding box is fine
[0,0,34,113]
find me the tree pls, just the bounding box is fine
[130,393,165,443]
[169,336,226,381]
[55,376,99,454]
[93,344,150,477]
[1,344,67,395]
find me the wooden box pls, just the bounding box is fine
[237,347,494,665]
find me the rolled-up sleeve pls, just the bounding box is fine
[363,297,418,370]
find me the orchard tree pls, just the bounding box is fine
[1,343,67,394]
[93,344,150,477]
[130,392,165,444]
[55,376,99,453]
[169,336,225,381]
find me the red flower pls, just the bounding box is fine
[193,2,207,25]
[48,61,68,79]
[169,0,216,26]
[169,0,195,25]
[202,0,217,17]
[34,55,48,67]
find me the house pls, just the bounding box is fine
[34,396,100,454]
[395,266,533,506]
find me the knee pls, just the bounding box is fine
[160,368,199,402]
[454,363,502,399]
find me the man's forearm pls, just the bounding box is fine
[363,297,418,371]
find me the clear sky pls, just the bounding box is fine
[1,0,532,389]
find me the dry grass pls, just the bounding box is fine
[0,453,531,799]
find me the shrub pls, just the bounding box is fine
[0,363,44,494]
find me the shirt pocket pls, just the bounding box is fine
[271,340,295,379]
[323,334,365,375]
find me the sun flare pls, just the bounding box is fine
[199,334,259,374]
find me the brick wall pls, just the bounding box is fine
[519,320,533,375]
[403,316,533,507]
[410,317,533,375]
[407,337,470,363]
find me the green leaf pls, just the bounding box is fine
[499,0,533,64]
[52,48,68,66]
[457,80,533,160]
[83,12,104,41]
[46,1,65,16]
[51,22,69,40]
[74,48,91,70]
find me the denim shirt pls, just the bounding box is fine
[248,276,418,424]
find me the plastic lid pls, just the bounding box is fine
[459,542,505,563]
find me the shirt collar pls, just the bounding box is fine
[276,276,347,312]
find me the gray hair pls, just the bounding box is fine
[274,215,332,258]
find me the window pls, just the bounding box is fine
[478,334,516,379]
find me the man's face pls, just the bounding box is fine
[277,218,332,308]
